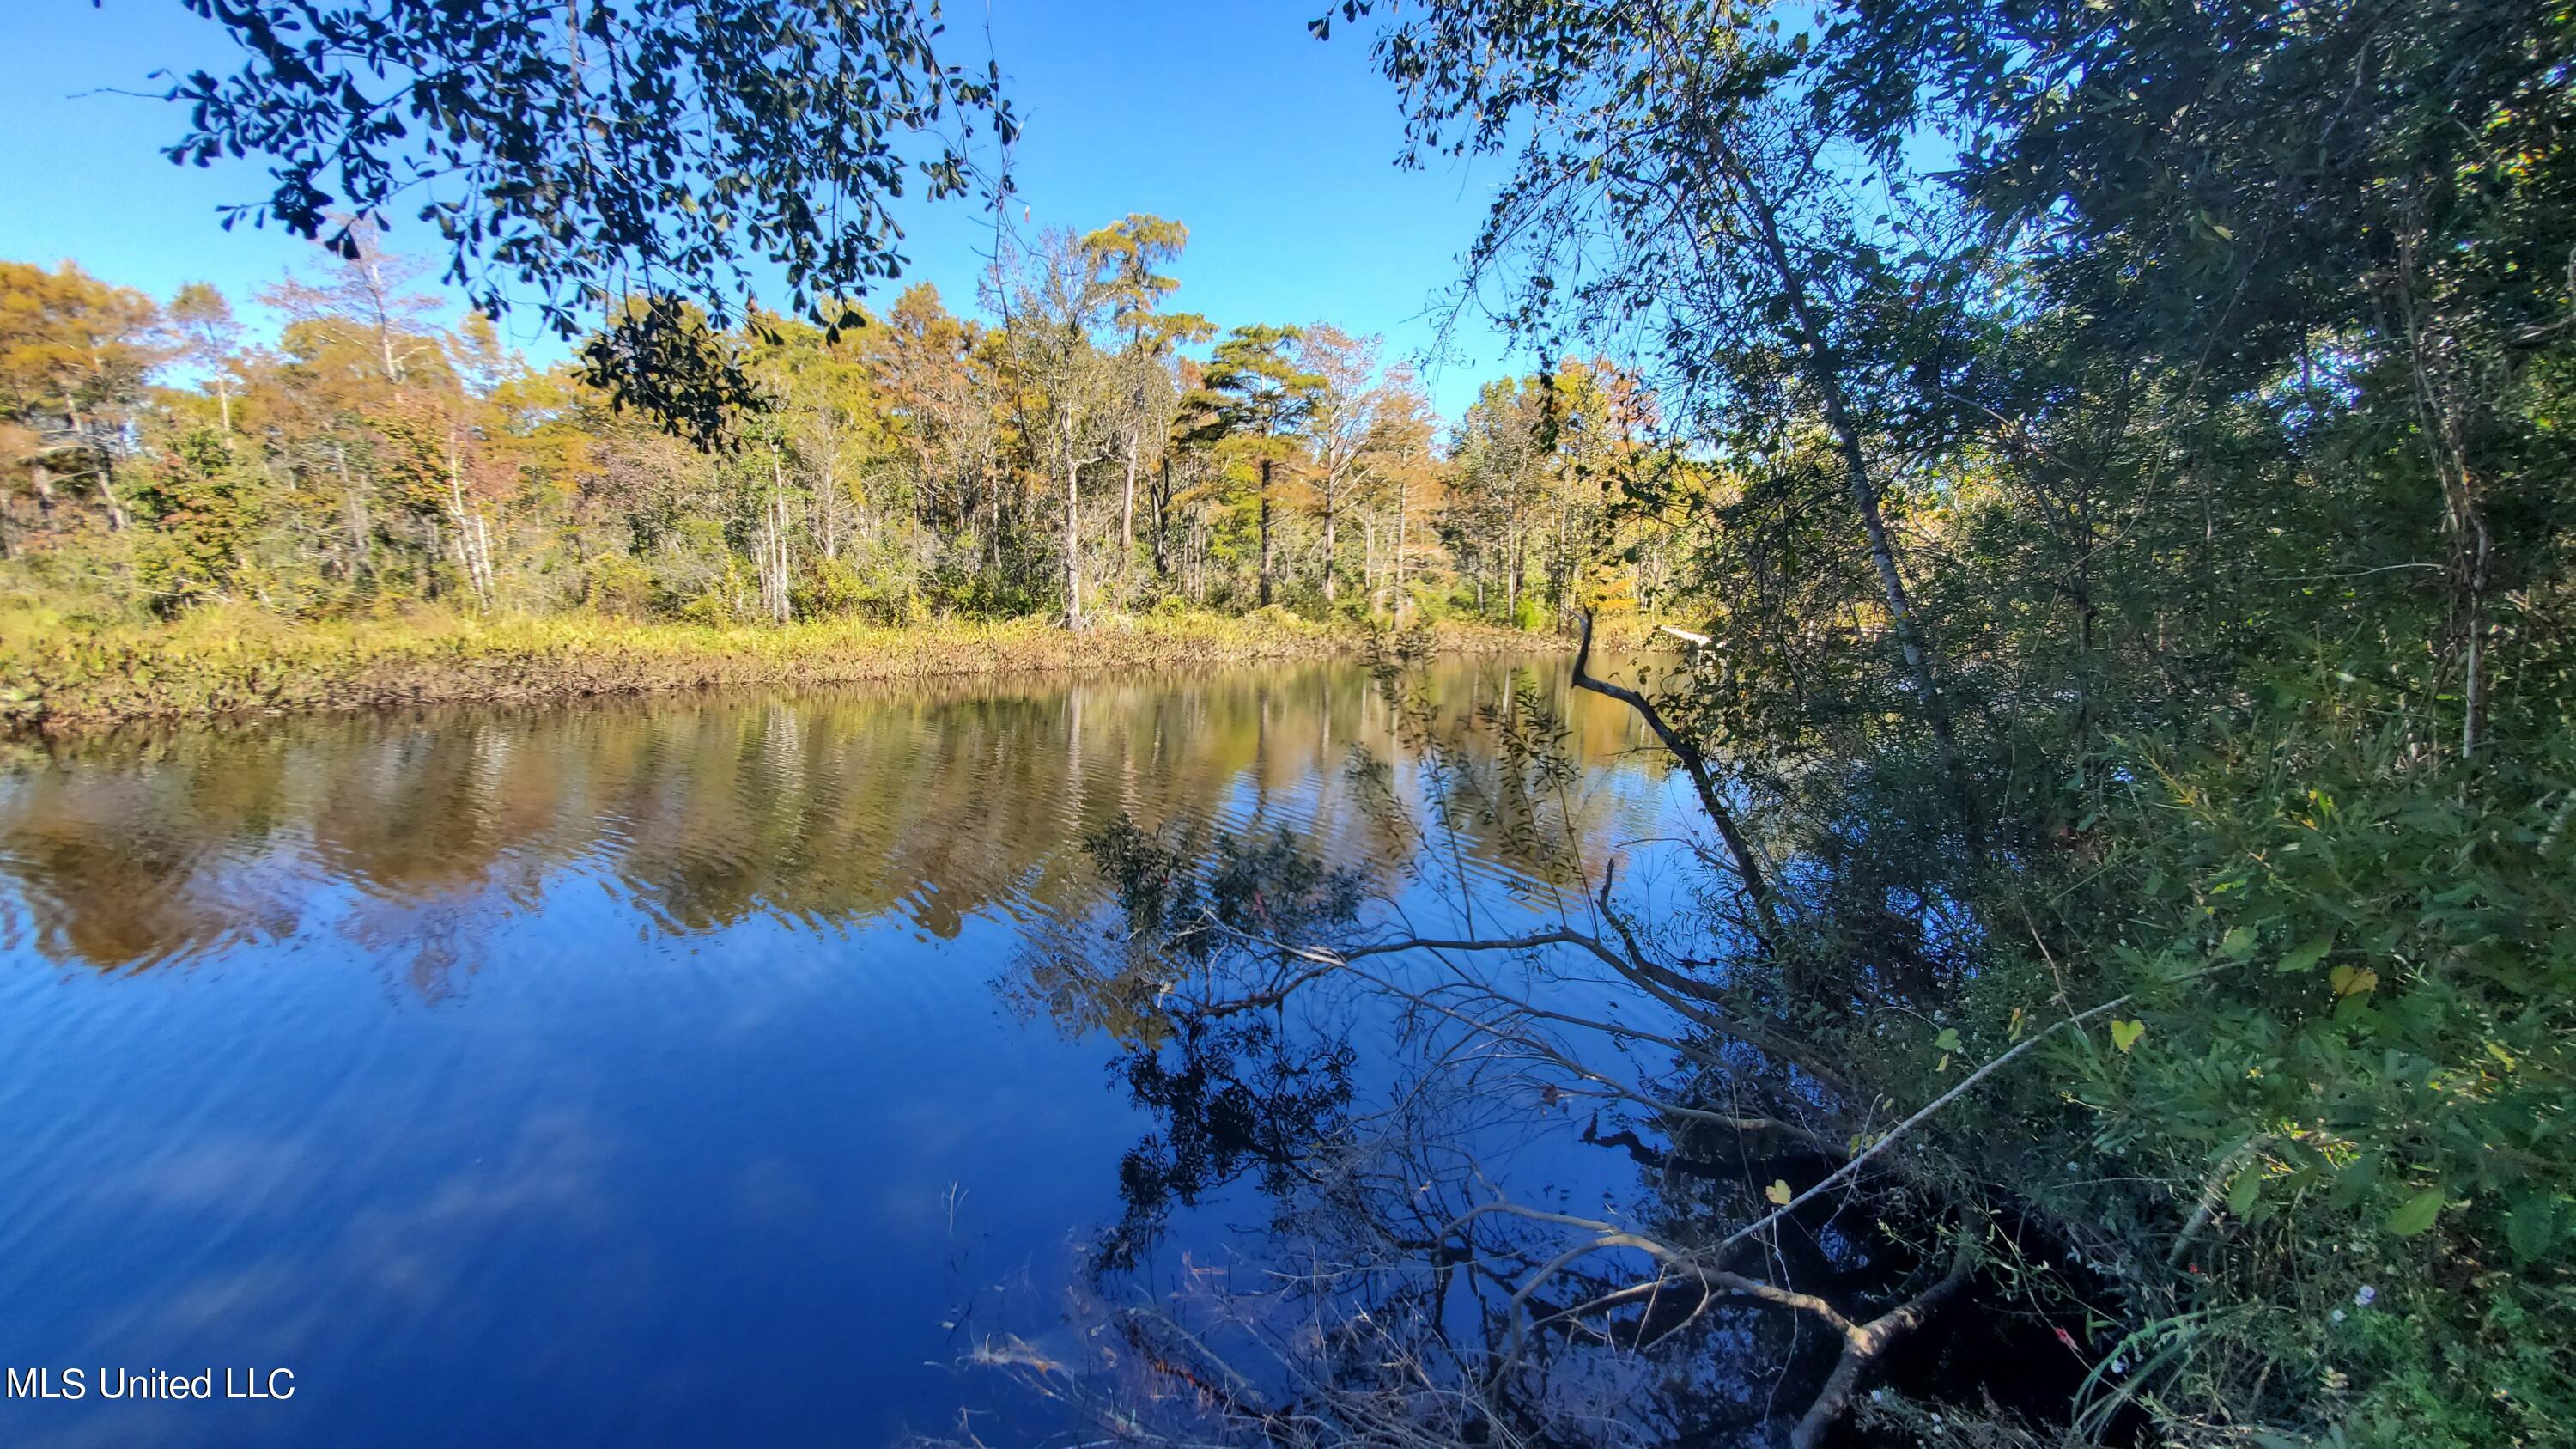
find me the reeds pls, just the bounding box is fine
[0,607,1556,728]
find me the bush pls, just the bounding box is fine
[583,555,658,619]
[792,555,870,618]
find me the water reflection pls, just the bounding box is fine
[0,654,1693,1449]
[0,658,1674,983]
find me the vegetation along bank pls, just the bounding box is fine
[0,609,1557,729]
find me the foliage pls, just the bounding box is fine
[0,222,1564,661]
[1286,0,2576,1440]
[165,0,1018,433]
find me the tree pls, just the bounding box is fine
[993,229,1123,628]
[1352,364,1438,621]
[1825,0,2575,765]
[167,283,246,435]
[1192,326,1324,607]
[1081,215,1209,586]
[1304,1,2576,1440]
[876,283,1007,581]
[1531,358,1631,621]
[259,223,446,387]
[130,426,257,611]
[1444,376,1546,622]
[167,0,1016,440]
[1295,325,1388,607]
[0,260,163,537]
[1331,0,1972,771]
[760,309,896,581]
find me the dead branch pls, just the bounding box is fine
[1789,1233,1979,1449]
[1574,611,1777,937]
[1710,993,2131,1259]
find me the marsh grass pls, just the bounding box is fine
[0,606,1557,728]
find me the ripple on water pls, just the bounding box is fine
[0,654,1692,1447]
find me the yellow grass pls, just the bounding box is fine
[0,606,1559,728]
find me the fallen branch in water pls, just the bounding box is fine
[1789,1233,1979,1449]
[1437,1193,1979,1446]
[1176,908,2130,1442]
[1573,611,1777,940]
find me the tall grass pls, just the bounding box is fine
[0,606,1557,728]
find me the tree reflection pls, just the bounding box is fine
[0,657,1670,995]
[975,668,2090,1448]
[1100,1016,1357,1273]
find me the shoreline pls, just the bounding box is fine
[0,610,1573,732]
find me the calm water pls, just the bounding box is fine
[0,655,1688,1447]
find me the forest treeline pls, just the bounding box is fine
[0,221,1656,636]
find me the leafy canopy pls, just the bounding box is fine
[161,0,1017,443]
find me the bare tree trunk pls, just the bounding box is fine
[70,411,129,533]
[445,445,493,612]
[1257,457,1275,606]
[1063,413,1084,629]
[985,459,1002,581]
[1151,454,1173,577]
[759,447,793,624]
[815,455,841,563]
[94,461,129,533]
[361,251,407,384]
[775,496,793,622]
[1361,514,1379,613]
[1394,472,1409,624]
[1553,483,1570,618]
[1121,428,1139,579]
[1321,471,1340,605]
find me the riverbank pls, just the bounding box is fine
[0,607,1568,729]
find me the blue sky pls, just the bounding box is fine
[0,0,1526,419]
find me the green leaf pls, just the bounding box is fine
[2219,926,2258,959]
[2110,1019,2145,1054]
[2275,931,2335,973]
[1933,1027,1962,1053]
[2389,1187,2445,1237]
[2227,1170,2261,1217]
[2506,1196,2561,1261]
[1765,1178,1793,1206]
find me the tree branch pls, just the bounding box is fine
[1574,611,1777,937]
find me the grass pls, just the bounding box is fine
[0,605,1560,728]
